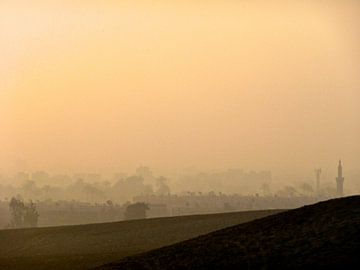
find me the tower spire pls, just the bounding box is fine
[336,160,344,197]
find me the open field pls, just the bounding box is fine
[97,196,360,270]
[0,209,281,269]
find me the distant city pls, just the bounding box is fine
[0,160,357,229]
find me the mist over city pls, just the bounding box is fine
[0,1,359,269]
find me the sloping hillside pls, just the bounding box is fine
[98,196,360,270]
[0,209,281,269]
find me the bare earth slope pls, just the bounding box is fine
[97,196,360,270]
[0,209,281,270]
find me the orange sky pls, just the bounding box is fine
[0,1,359,177]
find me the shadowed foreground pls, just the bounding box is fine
[97,196,360,270]
[0,210,281,270]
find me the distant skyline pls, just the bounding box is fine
[1,1,359,180]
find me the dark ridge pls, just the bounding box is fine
[96,196,360,270]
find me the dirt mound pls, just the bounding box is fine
[98,196,360,270]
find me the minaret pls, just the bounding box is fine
[336,160,344,197]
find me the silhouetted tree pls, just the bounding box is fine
[124,202,149,220]
[9,197,26,228]
[24,201,39,227]
[106,200,113,207]
[9,197,39,228]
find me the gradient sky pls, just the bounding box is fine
[1,1,359,178]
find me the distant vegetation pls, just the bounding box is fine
[1,166,346,205]
[124,202,149,220]
[0,194,324,229]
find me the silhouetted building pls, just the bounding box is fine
[336,160,344,197]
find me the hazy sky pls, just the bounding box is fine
[1,1,359,177]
